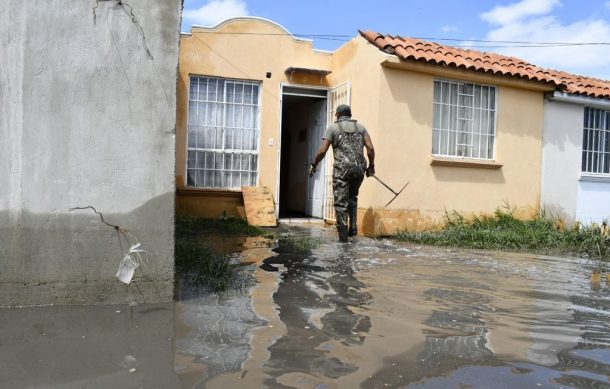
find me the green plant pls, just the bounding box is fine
[396,207,610,260]
[174,236,246,292]
[278,234,321,254]
[174,216,268,292]
[175,216,268,237]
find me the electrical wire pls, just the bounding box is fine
[195,30,610,47]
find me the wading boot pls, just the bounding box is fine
[337,225,349,243]
[348,206,357,237]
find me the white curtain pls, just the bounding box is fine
[187,77,260,189]
[433,80,496,159]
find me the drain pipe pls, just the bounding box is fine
[545,91,610,109]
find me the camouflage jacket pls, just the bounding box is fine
[325,118,368,176]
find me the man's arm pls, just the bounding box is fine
[309,139,331,176]
[364,133,375,176]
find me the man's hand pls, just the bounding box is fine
[308,163,317,177]
[366,164,375,177]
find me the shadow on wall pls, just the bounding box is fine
[0,192,175,306]
[175,74,189,188]
[543,100,583,152]
[360,207,439,236]
[383,67,433,130]
[382,67,545,140]
[431,166,506,184]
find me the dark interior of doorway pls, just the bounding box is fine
[279,94,325,218]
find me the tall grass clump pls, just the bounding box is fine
[174,216,268,292]
[395,206,610,260]
[278,234,321,254]
[175,237,241,292]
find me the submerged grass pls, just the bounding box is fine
[278,234,322,254]
[175,216,269,292]
[176,216,269,237]
[395,207,610,260]
[174,237,241,292]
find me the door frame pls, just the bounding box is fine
[276,83,330,218]
[323,81,351,222]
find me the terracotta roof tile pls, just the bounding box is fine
[360,30,610,99]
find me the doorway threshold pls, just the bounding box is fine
[278,217,326,225]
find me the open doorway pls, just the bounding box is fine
[279,88,328,219]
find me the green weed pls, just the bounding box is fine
[176,216,269,237]
[174,216,268,292]
[395,207,610,260]
[278,234,321,254]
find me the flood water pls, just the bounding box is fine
[2,225,610,388]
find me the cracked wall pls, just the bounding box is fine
[0,0,182,305]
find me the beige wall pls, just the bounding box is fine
[327,37,547,234]
[176,18,548,234]
[175,18,332,217]
[361,66,545,234]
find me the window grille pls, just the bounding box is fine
[187,76,261,189]
[432,79,497,159]
[582,107,610,174]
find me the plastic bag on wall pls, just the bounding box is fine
[115,243,145,284]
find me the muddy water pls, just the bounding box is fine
[1,225,609,388]
[178,226,610,389]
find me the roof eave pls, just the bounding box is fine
[381,56,557,92]
[547,91,610,108]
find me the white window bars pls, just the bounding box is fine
[432,79,497,160]
[582,107,610,175]
[187,76,261,189]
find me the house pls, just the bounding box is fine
[175,17,565,236]
[0,0,181,306]
[541,73,610,225]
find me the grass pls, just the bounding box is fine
[174,217,323,291]
[175,237,241,292]
[176,216,269,237]
[278,234,322,254]
[174,216,269,292]
[395,207,610,260]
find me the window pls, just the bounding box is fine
[187,76,261,189]
[432,79,497,159]
[582,107,610,175]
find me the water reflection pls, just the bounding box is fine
[174,290,266,383]
[260,236,373,385]
[5,227,607,388]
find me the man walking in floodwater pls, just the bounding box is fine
[309,104,376,243]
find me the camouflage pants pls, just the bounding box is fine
[333,166,364,227]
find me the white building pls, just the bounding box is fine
[541,75,610,225]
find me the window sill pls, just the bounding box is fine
[177,187,243,197]
[430,157,503,169]
[579,173,610,183]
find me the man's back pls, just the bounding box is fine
[324,119,368,173]
[309,105,376,242]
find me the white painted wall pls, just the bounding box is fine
[0,0,182,305]
[576,180,610,224]
[542,98,610,225]
[541,100,582,223]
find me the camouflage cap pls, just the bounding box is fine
[336,104,351,116]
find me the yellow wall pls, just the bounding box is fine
[176,18,548,234]
[326,37,546,234]
[175,18,332,217]
[359,66,545,234]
